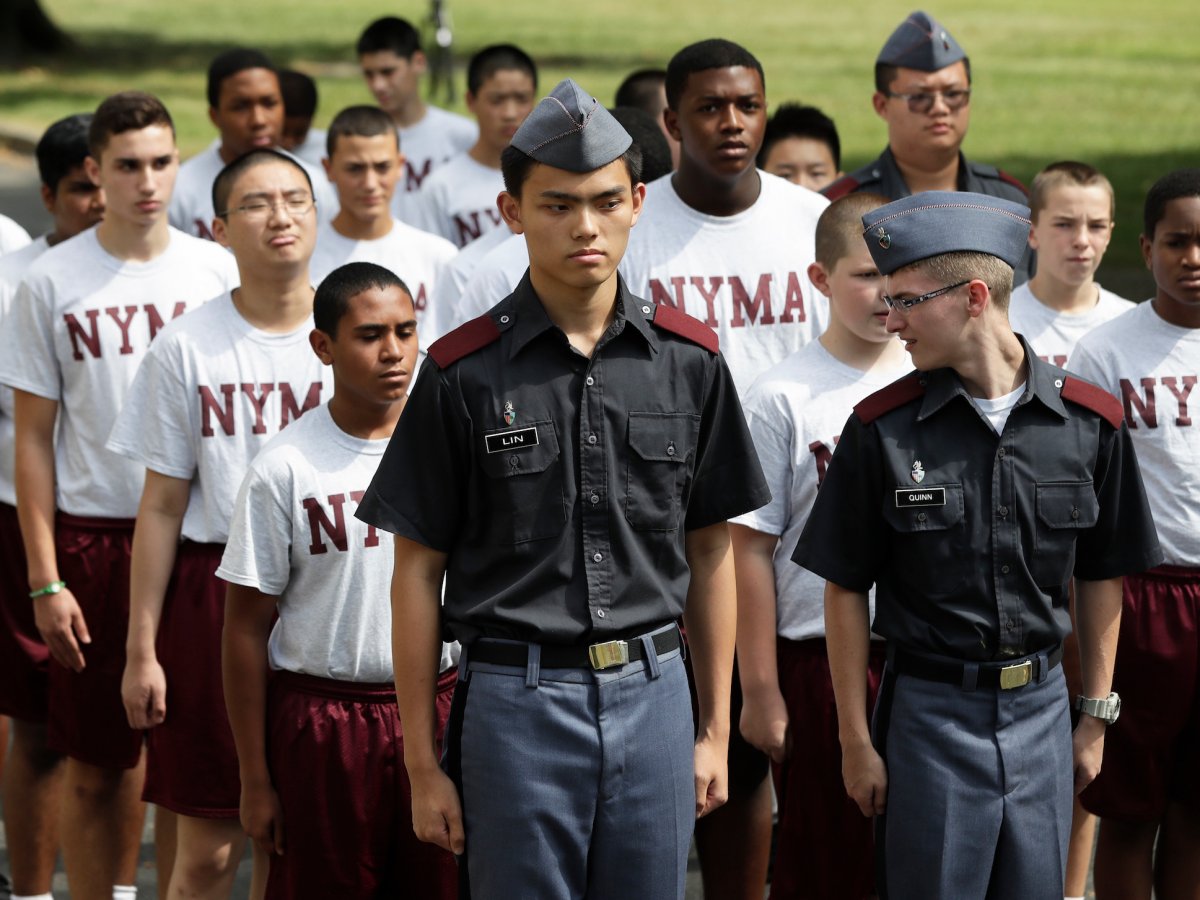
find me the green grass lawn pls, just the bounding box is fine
[2,0,1198,290]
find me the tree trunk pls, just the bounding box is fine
[0,0,73,67]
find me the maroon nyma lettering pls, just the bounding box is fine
[63,302,188,360]
[647,273,808,327]
[1120,375,1198,428]
[453,208,503,246]
[198,382,323,437]
[304,490,379,554]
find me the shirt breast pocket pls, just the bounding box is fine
[881,484,968,596]
[478,420,565,544]
[625,411,700,532]
[1032,481,1099,586]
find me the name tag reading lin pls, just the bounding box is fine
[485,426,540,454]
[895,487,946,508]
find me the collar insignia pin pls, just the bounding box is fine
[876,226,891,249]
[503,401,515,426]
[911,460,925,484]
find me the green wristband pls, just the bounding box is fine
[29,580,66,599]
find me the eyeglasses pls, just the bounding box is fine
[885,88,971,114]
[882,280,971,312]
[219,195,314,219]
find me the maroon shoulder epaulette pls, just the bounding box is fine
[853,373,926,424]
[821,175,860,202]
[1061,376,1124,429]
[652,303,719,354]
[997,169,1028,196]
[427,314,502,368]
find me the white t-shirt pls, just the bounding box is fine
[1009,282,1134,367]
[290,128,327,169]
[731,341,911,640]
[218,404,456,680]
[1069,301,1200,567]
[0,236,51,505]
[309,219,457,338]
[410,153,504,248]
[620,171,830,394]
[391,106,478,225]
[439,232,529,338]
[106,294,333,542]
[0,228,238,518]
[0,214,32,255]
[428,224,513,340]
[971,384,1024,434]
[169,140,336,240]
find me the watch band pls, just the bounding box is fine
[1074,692,1121,724]
[29,580,66,599]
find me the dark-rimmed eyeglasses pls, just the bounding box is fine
[885,88,971,114]
[218,195,314,220]
[882,280,970,312]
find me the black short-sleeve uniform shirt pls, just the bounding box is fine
[358,273,771,645]
[792,339,1162,661]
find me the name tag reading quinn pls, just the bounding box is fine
[485,426,540,454]
[895,487,947,508]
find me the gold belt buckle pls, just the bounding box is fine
[999,660,1032,689]
[588,640,629,670]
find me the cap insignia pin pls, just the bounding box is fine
[911,460,925,484]
[940,30,950,49]
[503,401,515,425]
[876,226,892,250]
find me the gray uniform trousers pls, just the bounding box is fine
[873,649,1073,900]
[445,627,695,900]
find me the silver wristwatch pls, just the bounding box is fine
[1074,692,1121,724]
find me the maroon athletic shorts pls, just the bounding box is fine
[0,501,50,721]
[143,542,240,817]
[46,513,142,770]
[1081,565,1200,821]
[770,637,886,900]
[265,668,459,900]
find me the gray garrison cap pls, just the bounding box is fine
[877,11,966,71]
[511,78,632,172]
[862,191,1032,275]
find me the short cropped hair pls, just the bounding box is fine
[1028,161,1115,222]
[610,107,671,183]
[615,69,667,112]
[37,114,92,190]
[89,92,174,157]
[466,44,538,95]
[896,251,1014,311]
[356,17,422,59]
[206,48,276,109]
[665,39,765,110]
[326,105,398,158]
[279,69,318,119]
[874,58,972,94]
[759,103,841,171]
[212,148,313,219]
[814,193,888,269]
[314,261,412,339]
[1143,169,1200,239]
[500,143,643,198]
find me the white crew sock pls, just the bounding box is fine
[113,887,137,900]
[13,893,55,900]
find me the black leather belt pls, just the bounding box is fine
[469,628,680,671]
[891,644,1063,690]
